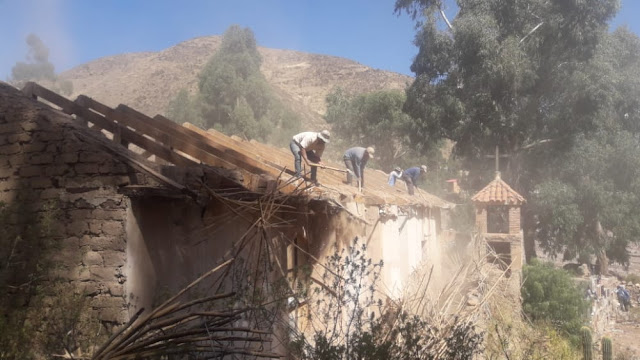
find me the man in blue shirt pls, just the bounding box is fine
[402,165,427,195]
[343,146,375,187]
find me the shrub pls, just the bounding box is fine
[289,238,483,359]
[522,259,590,344]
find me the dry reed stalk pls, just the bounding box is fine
[90,259,281,358]
[379,233,513,358]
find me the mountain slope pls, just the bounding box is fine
[60,36,413,129]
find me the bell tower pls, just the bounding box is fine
[471,172,526,271]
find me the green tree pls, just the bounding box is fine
[191,25,300,144]
[325,88,415,170]
[198,25,273,141]
[529,28,640,271]
[395,0,640,270]
[532,130,640,272]
[522,259,589,344]
[165,89,204,128]
[396,0,619,179]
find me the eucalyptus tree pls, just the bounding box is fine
[395,0,640,271]
[325,88,414,170]
[531,29,640,272]
[198,25,271,140]
[197,25,300,143]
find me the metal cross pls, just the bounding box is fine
[485,146,509,173]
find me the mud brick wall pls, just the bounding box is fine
[0,83,148,325]
[508,206,521,235]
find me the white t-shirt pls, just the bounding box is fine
[293,132,325,157]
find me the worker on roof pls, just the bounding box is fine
[290,130,330,184]
[402,165,427,195]
[343,146,374,188]
[388,167,403,186]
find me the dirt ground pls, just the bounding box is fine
[612,320,640,359]
[590,275,640,359]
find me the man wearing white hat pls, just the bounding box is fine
[343,146,375,188]
[290,130,330,184]
[402,165,428,195]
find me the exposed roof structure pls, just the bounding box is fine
[22,82,451,209]
[471,172,526,205]
[187,125,450,208]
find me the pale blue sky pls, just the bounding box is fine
[0,0,638,81]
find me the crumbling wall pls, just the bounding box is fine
[0,82,145,328]
[376,206,443,298]
[125,196,252,315]
[299,201,444,300]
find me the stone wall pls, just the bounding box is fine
[0,82,148,327]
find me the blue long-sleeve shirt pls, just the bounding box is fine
[343,147,369,178]
[404,167,422,184]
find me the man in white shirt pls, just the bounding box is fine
[290,130,330,183]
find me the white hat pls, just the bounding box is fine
[366,146,375,158]
[318,130,330,143]
[420,165,428,172]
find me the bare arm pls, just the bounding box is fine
[294,140,311,165]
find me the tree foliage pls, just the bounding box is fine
[10,33,73,95]
[190,25,300,144]
[325,88,420,170]
[522,259,589,344]
[529,29,640,268]
[396,0,640,269]
[397,0,619,174]
[165,89,204,128]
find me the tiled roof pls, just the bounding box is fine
[471,172,525,205]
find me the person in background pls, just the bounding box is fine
[402,165,428,195]
[343,146,375,188]
[616,284,631,311]
[388,167,403,186]
[290,130,330,184]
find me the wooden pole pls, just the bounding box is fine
[308,162,348,173]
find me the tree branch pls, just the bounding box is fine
[520,22,544,44]
[520,138,555,150]
[439,7,453,31]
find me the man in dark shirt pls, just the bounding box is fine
[343,146,375,187]
[402,165,427,195]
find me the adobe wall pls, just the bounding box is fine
[124,195,255,315]
[302,200,445,300]
[0,83,144,327]
[376,206,443,298]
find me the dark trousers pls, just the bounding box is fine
[290,141,319,181]
[343,158,363,187]
[402,174,415,195]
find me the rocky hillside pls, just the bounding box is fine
[59,36,413,129]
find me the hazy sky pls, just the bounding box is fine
[1,0,638,81]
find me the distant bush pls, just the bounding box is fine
[522,259,590,344]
